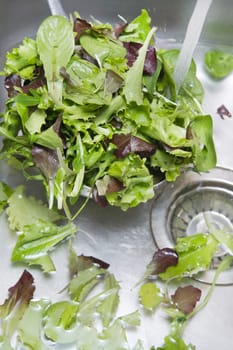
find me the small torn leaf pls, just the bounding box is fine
[217,104,232,119]
[171,285,202,315]
[139,283,163,310]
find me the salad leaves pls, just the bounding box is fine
[1,225,233,349]
[0,9,216,214]
[2,183,77,272]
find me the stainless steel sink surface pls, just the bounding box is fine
[0,1,233,349]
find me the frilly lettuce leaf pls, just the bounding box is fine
[119,9,153,43]
[106,154,154,210]
[0,270,35,348]
[6,186,62,231]
[0,38,40,79]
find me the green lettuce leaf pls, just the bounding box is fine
[139,283,163,310]
[119,9,153,43]
[123,27,156,105]
[36,15,74,103]
[159,234,218,281]
[106,154,154,210]
[0,38,40,79]
[6,186,62,231]
[11,220,77,272]
[18,299,50,350]
[204,50,233,79]
[188,115,217,172]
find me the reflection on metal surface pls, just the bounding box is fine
[150,166,233,285]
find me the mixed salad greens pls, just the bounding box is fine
[0,9,217,217]
[0,184,233,349]
[0,7,232,350]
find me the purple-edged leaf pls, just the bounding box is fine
[105,177,124,194]
[171,285,202,315]
[0,270,35,339]
[78,254,110,271]
[4,74,22,97]
[77,47,99,66]
[0,270,35,317]
[112,133,156,159]
[149,248,179,275]
[144,46,157,75]
[113,22,128,38]
[31,146,59,179]
[217,104,232,119]
[73,18,92,41]
[92,186,108,207]
[123,42,157,75]
[69,246,110,279]
[95,175,124,197]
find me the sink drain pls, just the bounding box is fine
[150,167,233,285]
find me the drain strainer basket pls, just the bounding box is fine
[150,166,233,285]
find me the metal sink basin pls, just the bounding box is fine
[0,1,233,349]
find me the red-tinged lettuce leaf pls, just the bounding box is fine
[31,146,60,179]
[171,285,202,315]
[4,74,21,97]
[123,42,157,75]
[0,270,35,341]
[113,22,128,38]
[69,244,110,279]
[147,248,179,276]
[73,18,92,41]
[95,175,124,199]
[92,186,109,207]
[112,133,156,159]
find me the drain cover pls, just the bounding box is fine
[150,166,233,285]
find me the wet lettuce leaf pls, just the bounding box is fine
[158,233,218,281]
[0,270,35,348]
[204,50,233,79]
[36,15,74,103]
[0,38,40,79]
